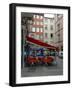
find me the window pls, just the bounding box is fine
[40,21,43,25]
[57,24,60,30]
[57,14,60,17]
[40,16,43,19]
[36,35,39,39]
[45,26,47,30]
[29,25,32,31]
[50,25,53,30]
[50,19,53,23]
[36,28,39,32]
[58,33,60,36]
[33,21,35,25]
[41,22,42,25]
[37,21,39,25]
[30,20,32,24]
[37,15,39,19]
[45,18,48,23]
[45,33,48,38]
[50,33,53,38]
[58,33,60,41]
[39,35,43,40]
[32,27,35,32]
[40,28,43,32]
[33,15,36,18]
[28,20,32,24]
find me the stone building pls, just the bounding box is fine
[54,14,63,51]
[29,14,44,41]
[43,14,55,46]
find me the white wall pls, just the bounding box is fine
[0,0,72,90]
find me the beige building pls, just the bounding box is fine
[43,15,55,46]
[54,14,63,51]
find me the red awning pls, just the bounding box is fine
[26,36,58,51]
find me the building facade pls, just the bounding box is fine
[43,16,55,46]
[54,14,63,51]
[29,14,44,41]
[21,13,63,50]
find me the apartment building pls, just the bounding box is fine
[54,14,63,51]
[43,15,55,46]
[29,14,44,41]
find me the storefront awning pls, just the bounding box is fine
[26,36,59,51]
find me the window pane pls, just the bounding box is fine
[50,19,53,23]
[39,35,43,40]
[33,15,36,18]
[57,24,60,30]
[32,27,35,32]
[45,18,48,22]
[41,22,43,25]
[50,25,53,30]
[40,16,43,19]
[36,28,39,32]
[50,33,53,38]
[37,15,39,19]
[37,21,39,25]
[45,26,47,30]
[40,28,43,32]
[45,33,48,38]
[33,21,35,25]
